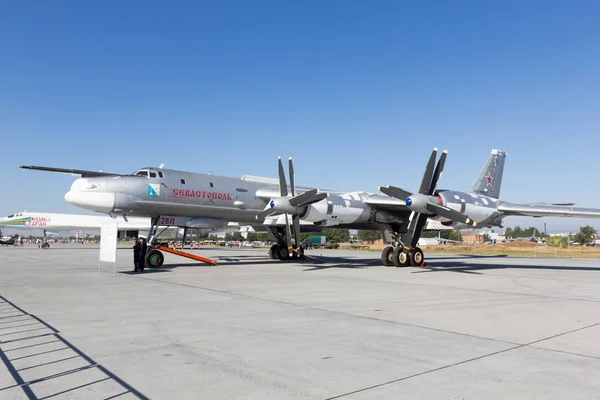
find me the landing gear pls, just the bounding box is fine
[379,225,426,268]
[145,249,164,269]
[381,246,394,267]
[269,244,278,260]
[380,245,426,267]
[41,229,50,249]
[144,216,165,269]
[410,247,424,267]
[291,246,304,260]
[392,247,410,267]
[274,244,290,260]
[266,226,305,262]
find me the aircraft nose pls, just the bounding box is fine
[65,190,116,213]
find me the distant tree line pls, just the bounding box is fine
[504,226,544,239]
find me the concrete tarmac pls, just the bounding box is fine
[1,244,600,399]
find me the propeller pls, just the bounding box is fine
[379,148,476,248]
[256,157,328,250]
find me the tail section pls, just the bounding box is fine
[470,149,506,199]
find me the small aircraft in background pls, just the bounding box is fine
[0,211,239,248]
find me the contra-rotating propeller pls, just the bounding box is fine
[379,148,476,248]
[256,157,328,251]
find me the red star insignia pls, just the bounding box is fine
[485,175,493,186]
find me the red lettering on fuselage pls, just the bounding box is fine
[170,188,232,201]
[26,217,51,227]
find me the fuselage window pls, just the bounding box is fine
[158,171,163,178]
[181,179,186,184]
[150,172,157,178]
[210,182,214,188]
[235,187,248,192]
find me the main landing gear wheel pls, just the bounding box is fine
[41,243,50,249]
[275,245,290,261]
[410,247,425,267]
[381,246,394,267]
[145,249,164,269]
[392,247,410,267]
[269,244,278,260]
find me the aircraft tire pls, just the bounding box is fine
[392,247,410,267]
[269,245,278,259]
[381,246,394,266]
[145,249,164,269]
[41,243,50,249]
[275,245,290,261]
[410,247,425,266]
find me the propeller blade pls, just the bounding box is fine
[419,148,438,195]
[410,213,429,248]
[288,188,328,207]
[292,215,301,248]
[298,192,328,206]
[379,185,413,201]
[428,150,447,195]
[255,208,281,220]
[278,157,288,197]
[284,213,293,249]
[289,157,295,197]
[426,203,476,226]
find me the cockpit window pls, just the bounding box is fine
[149,171,157,178]
[7,214,13,218]
[158,171,163,178]
[134,170,149,177]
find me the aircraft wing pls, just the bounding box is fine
[19,165,122,177]
[498,202,600,218]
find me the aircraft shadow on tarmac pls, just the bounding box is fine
[0,296,149,400]
[414,259,600,275]
[119,252,600,274]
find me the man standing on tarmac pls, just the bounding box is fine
[138,236,148,272]
[133,236,140,272]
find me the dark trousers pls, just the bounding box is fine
[138,252,146,270]
[133,252,141,271]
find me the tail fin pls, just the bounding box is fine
[470,149,506,199]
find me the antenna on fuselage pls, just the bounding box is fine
[159,163,164,169]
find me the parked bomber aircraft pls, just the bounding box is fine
[20,148,600,268]
[19,156,452,267]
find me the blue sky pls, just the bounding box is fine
[1,0,599,233]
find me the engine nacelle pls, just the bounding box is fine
[301,202,329,222]
[301,193,370,226]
